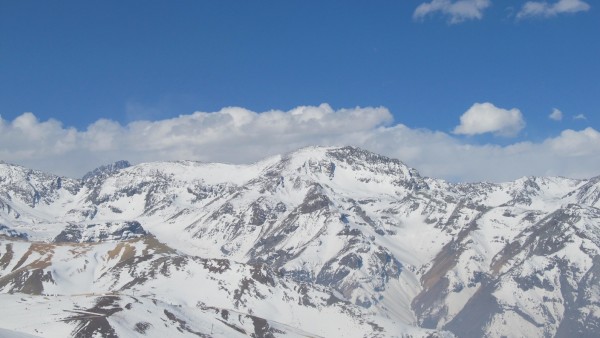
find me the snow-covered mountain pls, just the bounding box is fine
[0,146,599,337]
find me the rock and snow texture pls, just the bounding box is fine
[0,145,599,337]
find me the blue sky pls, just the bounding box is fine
[0,1,598,181]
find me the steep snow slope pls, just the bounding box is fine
[0,236,445,338]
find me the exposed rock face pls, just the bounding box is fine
[53,221,146,243]
[0,146,599,337]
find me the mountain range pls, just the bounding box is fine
[0,146,599,337]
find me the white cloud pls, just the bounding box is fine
[517,0,590,19]
[414,0,491,23]
[546,127,600,156]
[453,102,525,137]
[549,108,563,121]
[574,114,587,120]
[1,104,599,183]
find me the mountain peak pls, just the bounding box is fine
[283,146,413,170]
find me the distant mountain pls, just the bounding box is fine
[0,146,599,337]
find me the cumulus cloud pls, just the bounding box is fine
[1,104,599,183]
[453,102,525,137]
[549,108,563,121]
[413,0,491,24]
[0,104,393,178]
[517,0,590,19]
[574,114,587,120]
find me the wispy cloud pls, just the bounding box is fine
[517,0,591,19]
[574,114,587,120]
[549,108,563,121]
[413,0,492,24]
[1,104,599,182]
[453,102,525,137]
